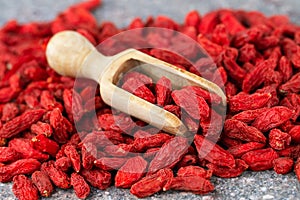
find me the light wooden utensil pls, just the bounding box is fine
[46,30,226,136]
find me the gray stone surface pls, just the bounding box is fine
[1,0,300,199]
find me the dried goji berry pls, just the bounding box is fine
[225,82,237,98]
[212,66,228,86]
[81,131,121,148]
[198,11,218,35]
[241,148,279,171]
[122,71,152,86]
[1,102,19,122]
[143,147,160,160]
[0,109,45,139]
[238,43,257,63]
[71,173,90,199]
[177,165,212,179]
[24,94,40,108]
[40,90,63,111]
[80,168,111,190]
[223,56,246,84]
[133,130,152,139]
[104,143,133,157]
[22,131,36,140]
[175,154,199,169]
[94,157,127,171]
[163,176,214,194]
[130,168,173,198]
[70,0,101,11]
[255,35,279,50]
[280,93,300,121]
[278,145,300,160]
[220,135,243,149]
[122,78,156,104]
[252,106,293,132]
[81,143,97,170]
[64,144,81,173]
[0,87,19,103]
[224,119,266,143]
[273,157,294,175]
[148,137,189,173]
[31,134,59,157]
[63,89,83,122]
[67,132,82,146]
[242,59,273,92]
[0,158,40,182]
[280,72,300,94]
[197,34,223,58]
[219,10,245,35]
[231,107,269,123]
[207,159,248,178]
[55,157,71,172]
[49,108,71,144]
[31,170,54,197]
[97,113,135,134]
[30,121,53,137]
[269,129,291,150]
[83,96,104,112]
[227,142,265,158]
[153,15,179,30]
[229,92,271,113]
[194,134,235,168]
[171,89,209,120]
[12,174,39,200]
[256,85,279,108]
[280,120,294,133]
[242,62,256,72]
[41,161,71,189]
[184,10,201,27]
[0,147,20,163]
[115,156,148,188]
[9,138,49,161]
[132,133,173,152]
[220,134,244,148]
[155,76,172,107]
[79,86,96,103]
[211,24,230,46]
[183,113,199,133]
[55,144,67,160]
[288,126,300,144]
[278,56,293,83]
[184,85,222,105]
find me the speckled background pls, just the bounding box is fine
[1,0,300,199]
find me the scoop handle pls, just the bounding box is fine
[46,31,109,81]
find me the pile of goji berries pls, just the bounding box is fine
[1,0,300,199]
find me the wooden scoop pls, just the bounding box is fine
[46,30,226,136]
